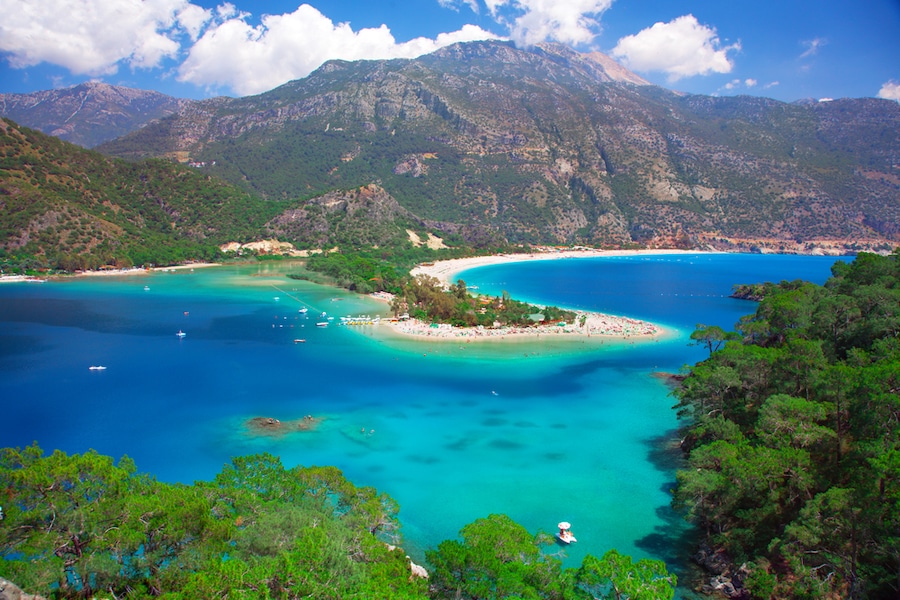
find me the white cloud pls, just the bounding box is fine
[482,0,613,47]
[612,14,739,81]
[0,0,197,75]
[177,4,213,41]
[177,5,498,95]
[720,78,758,94]
[799,37,826,59]
[878,81,900,102]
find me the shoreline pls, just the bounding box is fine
[378,311,664,343]
[0,263,224,283]
[411,248,707,287]
[380,248,695,343]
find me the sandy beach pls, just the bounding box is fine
[380,248,694,342]
[0,262,224,283]
[71,263,222,278]
[411,247,699,286]
[382,311,662,342]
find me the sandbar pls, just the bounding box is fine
[381,312,662,342]
[379,248,695,342]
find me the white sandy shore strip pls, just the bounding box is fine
[411,248,700,287]
[381,312,661,342]
[1,263,224,283]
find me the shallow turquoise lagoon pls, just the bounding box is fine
[0,253,845,583]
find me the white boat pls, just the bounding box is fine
[316,322,328,327]
[88,365,107,370]
[176,330,187,338]
[298,307,308,314]
[556,522,577,544]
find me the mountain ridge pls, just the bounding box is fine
[3,41,899,260]
[0,81,192,148]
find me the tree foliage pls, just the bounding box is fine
[673,250,900,598]
[426,514,676,600]
[0,446,424,599]
[0,446,677,599]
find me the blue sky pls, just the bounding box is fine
[1,0,898,103]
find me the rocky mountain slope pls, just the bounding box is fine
[0,82,191,148]
[5,41,899,257]
[95,41,900,254]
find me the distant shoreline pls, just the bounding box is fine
[411,248,707,286]
[0,263,223,283]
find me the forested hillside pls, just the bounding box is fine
[674,251,900,598]
[0,118,285,272]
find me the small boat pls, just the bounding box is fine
[293,339,306,343]
[316,322,328,327]
[556,522,577,544]
[88,365,107,370]
[298,307,308,314]
[176,330,187,338]
[144,286,150,291]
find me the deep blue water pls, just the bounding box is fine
[0,253,846,587]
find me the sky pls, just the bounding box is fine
[1,0,899,103]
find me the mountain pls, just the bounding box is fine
[0,118,282,270]
[94,41,900,254]
[0,82,192,148]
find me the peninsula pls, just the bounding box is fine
[377,248,682,342]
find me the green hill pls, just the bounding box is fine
[0,118,283,272]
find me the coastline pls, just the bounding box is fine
[411,248,705,286]
[378,311,663,343]
[379,248,695,343]
[75,262,223,277]
[0,262,223,283]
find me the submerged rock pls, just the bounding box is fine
[246,415,321,436]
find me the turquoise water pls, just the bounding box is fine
[0,254,845,584]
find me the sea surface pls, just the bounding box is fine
[0,253,846,588]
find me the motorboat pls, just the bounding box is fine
[88,365,107,370]
[176,330,187,338]
[557,522,577,544]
